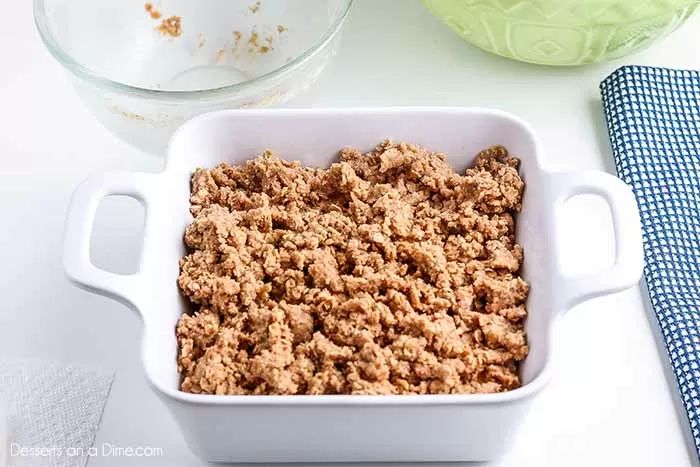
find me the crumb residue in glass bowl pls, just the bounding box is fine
[156,16,182,37]
[229,26,286,57]
[144,3,182,38]
[214,48,226,63]
[249,1,262,13]
[144,2,162,20]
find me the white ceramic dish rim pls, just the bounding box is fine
[63,107,643,407]
[33,0,354,99]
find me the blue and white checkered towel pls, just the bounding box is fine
[601,65,700,457]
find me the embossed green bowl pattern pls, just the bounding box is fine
[422,0,699,66]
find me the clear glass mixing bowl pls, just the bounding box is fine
[34,0,353,154]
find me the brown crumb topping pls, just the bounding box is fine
[176,142,529,395]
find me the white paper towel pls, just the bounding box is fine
[0,358,114,467]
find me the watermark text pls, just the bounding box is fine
[10,442,164,459]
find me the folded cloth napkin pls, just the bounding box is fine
[0,358,114,467]
[601,65,700,457]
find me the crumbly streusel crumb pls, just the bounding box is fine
[144,3,162,19]
[156,16,181,37]
[176,142,528,395]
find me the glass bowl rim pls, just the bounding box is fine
[33,0,354,100]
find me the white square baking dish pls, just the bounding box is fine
[63,108,643,462]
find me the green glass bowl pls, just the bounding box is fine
[422,0,699,66]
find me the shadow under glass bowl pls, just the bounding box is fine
[423,0,699,66]
[34,0,353,154]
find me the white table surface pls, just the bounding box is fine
[2,1,700,466]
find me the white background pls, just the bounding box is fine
[2,1,700,466]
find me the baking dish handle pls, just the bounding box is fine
[63,172,154,311]
[548,171,644,310]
